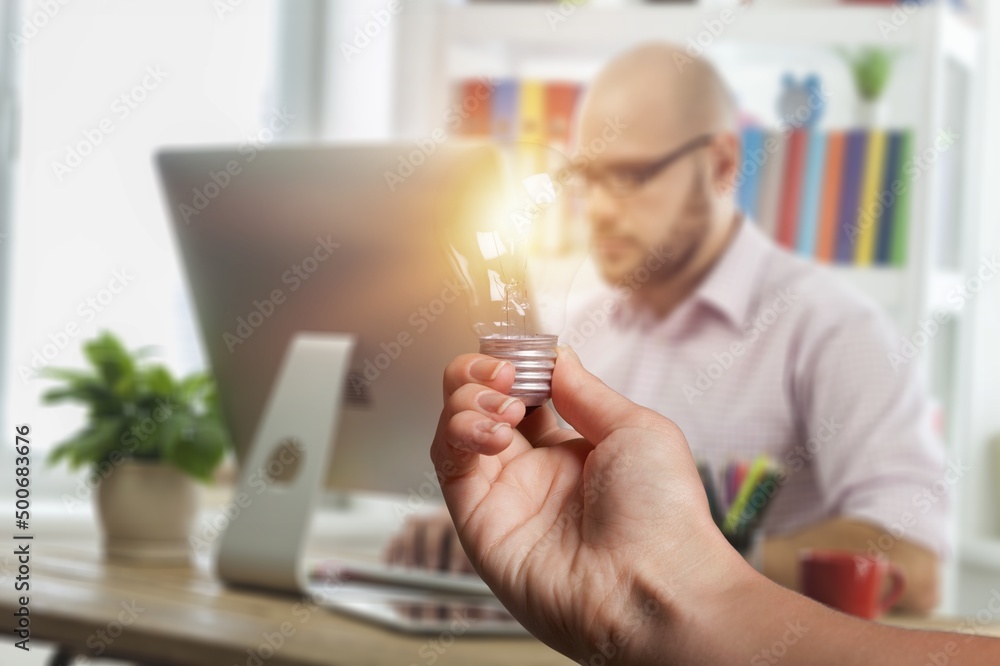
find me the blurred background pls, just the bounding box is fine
[1,0,999,662]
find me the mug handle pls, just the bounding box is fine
[879,563,907,614]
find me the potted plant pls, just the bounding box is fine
[840,47,897,127]
[43,331,230,564]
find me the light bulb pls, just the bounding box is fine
[442,142,578,407]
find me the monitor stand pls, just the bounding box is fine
[216,333,354,594]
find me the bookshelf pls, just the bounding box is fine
[392,1,987,609]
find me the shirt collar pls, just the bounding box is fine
[689,215,770,330]
[607,215,771,332]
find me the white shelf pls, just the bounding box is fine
[828,266,905,312]
[929,269,967,317]
[960,537,1000,572]
[443,4,977,67]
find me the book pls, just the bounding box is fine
[490,79,519,142]
[875,131,903,265]
[545,82,579,149]
[854,129,888,265]
[890,130,915,266]
[518,80,545,144]
[816,131,845,263]
[796,129,828,258]
[756,130,788,241]
[741,127,765,221]
[835,130,868,263]
[776,128,807,249]
[456,79,492,137]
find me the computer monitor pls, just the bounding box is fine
[156,143,500,498]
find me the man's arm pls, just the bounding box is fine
[433,350,1000,665]
[763,517,940,614]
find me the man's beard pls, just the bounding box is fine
[617,170,713,289]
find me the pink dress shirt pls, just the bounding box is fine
[565,218,950,557]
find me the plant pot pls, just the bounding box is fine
[857,98,888,128]
[96,459,199,565]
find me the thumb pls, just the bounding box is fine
[551,345,663,444]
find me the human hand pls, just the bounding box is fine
[382,507,474,573]
[430,347,750,663]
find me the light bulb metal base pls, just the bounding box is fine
[478,334,557,407]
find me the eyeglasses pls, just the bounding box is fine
[566,134,714,198]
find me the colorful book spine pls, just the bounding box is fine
[742,127,765,221]
[796,129,827,258]
[756,131,788,240]
[457,79,493,137]
[835,130,867,263]
[816,131,845,263]
[518,80,545,144]
[545,82,579,149]
[776,128,807,249]
[890,130,915,267]
[854,130,888,265]
[490,79,519,142]
[875,131,903,265]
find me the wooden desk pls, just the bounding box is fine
[5,542,999,665]
[2,542,571,666]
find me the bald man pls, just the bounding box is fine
[387,43,948,614]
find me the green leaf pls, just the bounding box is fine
[37,367,99,384]
[164,416,228,482]
[178,372,212,405]
[135,365,176,402]
[47,418,125,469]
[84,332,135,389]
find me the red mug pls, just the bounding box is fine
[799,549,906,619]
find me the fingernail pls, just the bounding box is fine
[477,421,511,434]
[477,391,518,414]
[470,358,508,382]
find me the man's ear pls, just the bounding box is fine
[710,131,741,198]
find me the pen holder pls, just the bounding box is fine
[726,529,764,572]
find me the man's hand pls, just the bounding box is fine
[430,346,747,662]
